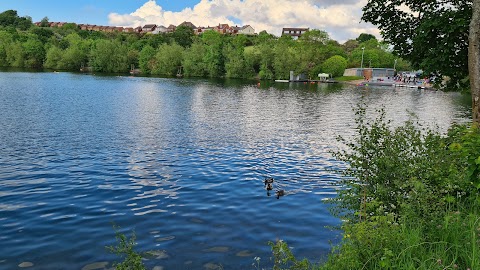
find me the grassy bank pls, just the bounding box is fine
[268,105,480,270]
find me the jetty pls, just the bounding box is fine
[354,80,435,90]
[274,71,338,84]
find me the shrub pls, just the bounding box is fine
[106,225,145,270]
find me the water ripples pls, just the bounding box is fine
[0,72,471,269]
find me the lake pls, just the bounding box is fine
[0,71,471,270]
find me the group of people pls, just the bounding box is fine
[393,72,430,85]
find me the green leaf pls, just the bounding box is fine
[475,156,480,165]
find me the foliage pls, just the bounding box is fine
[321,55,347,77]
[334,76,363,81]
[320,212,480,270]
[299,29,330,45]
[202,31,226,77]
[182,41,207,77]
[331,105,469,223]
[40,17,49,27]
[89,39,128,73]
[361,0,471,90]
[318,104,480,269]
[106,225,145,270]
[268,240,311,270]
[0,9,411,81]
[138,45,156,74]
[224,35,254,78]
[0,10,32,30]
[269,106,480,270]
[151,42,184,76]
[22,37,45,68]
[356,33,377,43]
[172,25,194,48]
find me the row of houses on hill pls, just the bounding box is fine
[35,21,256,36]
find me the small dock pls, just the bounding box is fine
[355,80,435,90]
[274,71,337,84]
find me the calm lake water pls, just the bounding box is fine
[0,71,471,270]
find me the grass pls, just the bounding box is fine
[333,76,363,81]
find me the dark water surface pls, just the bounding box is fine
[0,72,471,269]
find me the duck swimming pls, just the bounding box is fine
[264,177,274,196]
[265,182,273,191]
[275,190,285,199]
[264,177,274,186]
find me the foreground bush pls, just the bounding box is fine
[272,105,480,270]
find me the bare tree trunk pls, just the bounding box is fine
[470,0,480,125]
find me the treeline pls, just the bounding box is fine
[0,10,411,79]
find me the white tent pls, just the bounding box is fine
[318,73,330,81]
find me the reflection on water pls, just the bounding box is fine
[0,72,471,269]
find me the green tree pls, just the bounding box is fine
[40,16,49,27]
[151,43,184,76]
[0,10,32,30]
[182,41,207,77]
[62,23,78,31]
[31,27,54,43]
[299,29,330,44]
[224,35,254,78]
[322,55,348,77]
[342,39,359,54]
[0,10,18,27]
[22,38,45,68]
[44,46,63,69]
[0,30,14,65]
[90,39,128,73]
[273,36,300,79]
[138,45,156,74]
[202,31,225,77]
[361,0,470,90]
[58,33,90,70]
[6,41,25,67]
[172,25,194,48]
[252,38,275,79]
[254,30,275,45]
[356,33,377,43]
[127,49,139,69]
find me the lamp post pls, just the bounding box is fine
[360,47,365,69]
[394,59,398,70]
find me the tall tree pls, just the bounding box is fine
[362,0,471,90]
[356,33,377,43]
[151,43,184,76]
[40,16,49,27]
[172,25,194,48]
[470,0,480,124]
[202,31,225,77]
[138,45,156,74]
[182,41,207,77]
[362,0,479,124]
[90,39,128,73]
[322,55,348,77]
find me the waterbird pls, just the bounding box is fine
[264,177,274,196]
[265,182,273,191]
[275,190,285,199]
[264,177,274,186]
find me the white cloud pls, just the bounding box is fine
[108,0,379,42]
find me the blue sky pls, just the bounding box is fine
[0,0,197,24]
[0,0,380,42]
